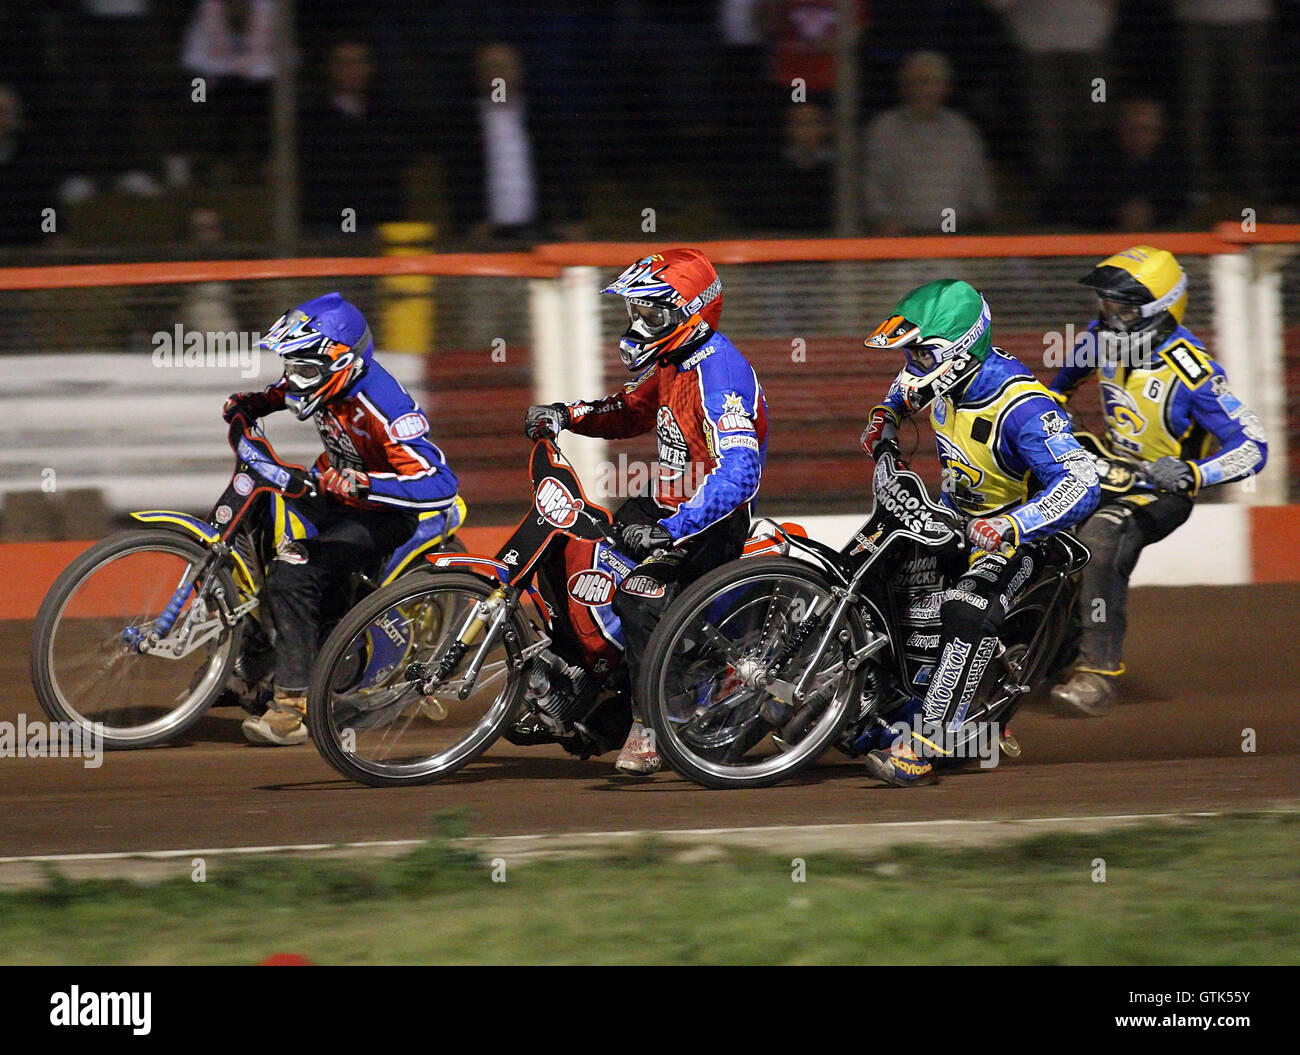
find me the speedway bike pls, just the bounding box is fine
[29,412,464,749]
[635,439,1093,789]
[305,437,820,787]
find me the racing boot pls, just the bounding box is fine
[1050,670,1117,718]
[241,691,309,746]
[864,739,937,787]
[614,718,661,775]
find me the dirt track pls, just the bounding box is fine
[2,584,1297,858]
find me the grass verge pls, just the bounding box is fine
[3,812,1297,965]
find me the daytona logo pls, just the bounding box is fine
[567,570,616,607]
[535,477,584,528]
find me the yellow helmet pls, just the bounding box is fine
[1080,245,1187,336]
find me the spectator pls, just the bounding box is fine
[744,99,836,232]
[860,51,994,234]
[300,39,409,233]
[987,0,1115,186]
[769,0,869,96]
[0,85,54,248]
[58,1,172,203]
[1045,96,1186,231]
[436,41,585,241]
[1173,0,1272,201]
[181,0,279,182]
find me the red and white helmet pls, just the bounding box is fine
[602,248,723,372]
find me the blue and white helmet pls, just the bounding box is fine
[261,292,374,420]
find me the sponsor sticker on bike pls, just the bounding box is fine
[567,569,616,607]
[622,574,665,599]
[214,504,232,524]
[233,472,254,496]
[535,477,584,528]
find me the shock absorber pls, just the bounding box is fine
[434,586,506,681]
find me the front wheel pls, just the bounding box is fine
[638,557,864,789]
[307,571,529,787]
[30,529,244,748]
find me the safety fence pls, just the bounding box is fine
[0,226,1296,537]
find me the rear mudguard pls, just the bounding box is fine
[379,496,468,585]
[130,510,257,596]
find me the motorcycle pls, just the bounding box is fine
[305,437,809,787]
[29,412,465,749]
[634,438,1092,789]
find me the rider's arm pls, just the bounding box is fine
[564,365,659,440]
[1047,322,1099,401]
[1184,366,1268,489]
[355,399,460,510]
[999,396,1101,544]
[658,357,764,542]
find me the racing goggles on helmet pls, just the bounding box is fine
[283,359,325,389]
[625,297,678,335]
[1096,296,1144,333]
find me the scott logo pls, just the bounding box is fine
[535,477,583,528]
[567,569,616,607]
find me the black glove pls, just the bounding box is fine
[223,389,281,423]
[524,403,570,440]
[621,521,673,561]
[1146,456,1197,495]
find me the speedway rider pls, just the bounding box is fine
[223,293,462,746]
[1047,246,1267,715]
[859,279,1101,786]
[524,248,769,775]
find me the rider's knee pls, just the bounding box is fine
[939,583,996,640]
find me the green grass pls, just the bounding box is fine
[3,813,1298,965]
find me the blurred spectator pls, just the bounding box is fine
[987,1,1115,186]
[770,0,869,96]
[743,99,836,231]
[1174,0,1272,201]
[181,0,279,182]
[58,1,171,203]
[717,0,775,189]
[860,51,994,234]
[609,1,721,167]
[436,42,585,241]
[1044,96,1186,230]
[300,40,410,233]
[0,85,55,247]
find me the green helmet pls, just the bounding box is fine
[865,279,992,412]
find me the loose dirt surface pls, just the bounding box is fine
[2,585,1296,858]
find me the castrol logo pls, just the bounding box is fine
[567,569,616,607]
[535,476,583,528]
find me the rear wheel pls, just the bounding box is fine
[639,557,863,789]
[307,571,528,787]
[30,529,243,748]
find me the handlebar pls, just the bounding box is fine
[225,411,317,499]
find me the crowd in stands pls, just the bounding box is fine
[1,1,1296,253]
